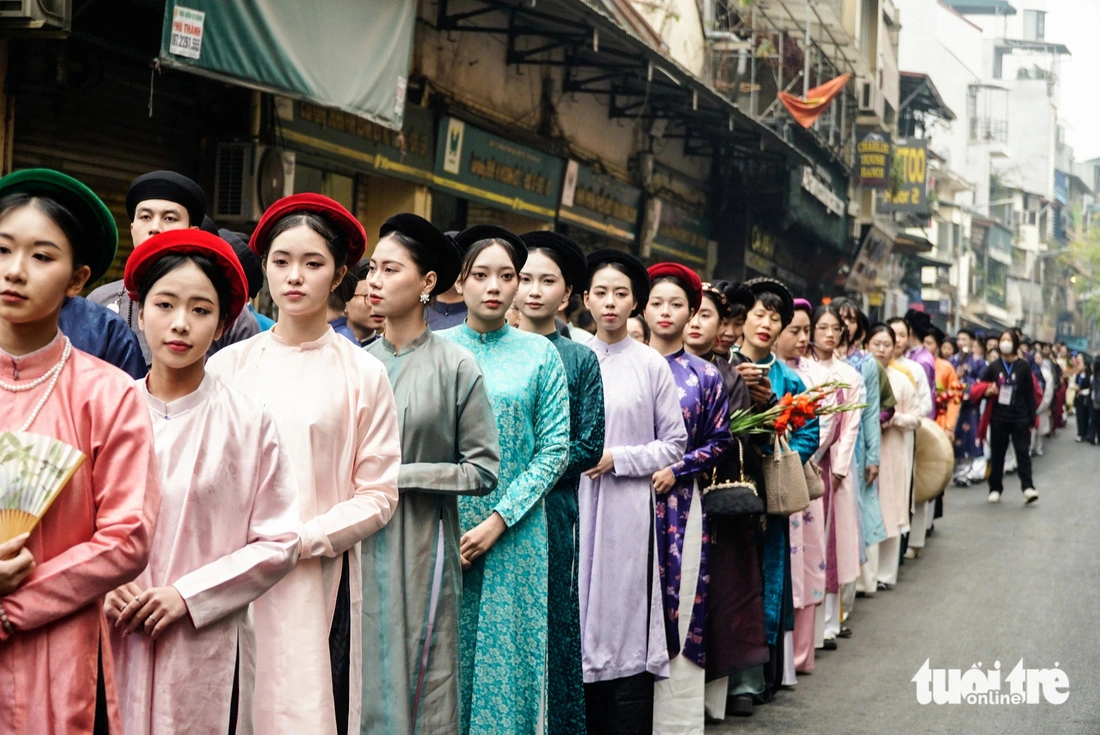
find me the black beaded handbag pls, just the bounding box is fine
[702,436,765,517]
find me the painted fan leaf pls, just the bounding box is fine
[0,431,85,543]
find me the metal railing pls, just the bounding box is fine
[969,118,1009,144]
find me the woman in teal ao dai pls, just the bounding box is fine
[440,225,570,735]
[359,215,501,735]
[517,231,606,735]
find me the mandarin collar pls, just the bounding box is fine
[459,321,509,344]
[140,373,214,419]
[0,331,66,382]
[267,325,338,351]
[587,334,633,356]
[379,327,432,357]
[431,300,467,317]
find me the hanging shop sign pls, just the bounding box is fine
[845,226,893,293]
[745,224,777,277]
[558,161,642,243]
[800,167,845,217]
[879,138,930,214]
[856,131,892,189]
[749,224,809,289]
[434,117,564,221]
[786,163,849,253]
[159,0,416,130]
[652,199,711,268]
[275,98,435,184]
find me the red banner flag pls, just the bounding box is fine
[778,73,852,128]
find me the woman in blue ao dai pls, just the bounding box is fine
[438,226,570,735]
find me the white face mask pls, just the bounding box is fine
[999,340,1014,355]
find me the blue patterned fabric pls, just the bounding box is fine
[848,349,887,547]
[657,350,731,667]
[439,323,570,735]
[761,357,818,645]
[951,353,987,458]
[543,331,604,735]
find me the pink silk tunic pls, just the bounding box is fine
[0,333,161,735]
[206,327,401,735]
[814,357,863,589]
[111,375,300,735]
[786,358,829,610]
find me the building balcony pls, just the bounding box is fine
[969,118,1008,144]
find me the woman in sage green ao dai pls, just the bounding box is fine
[360,215,500,735]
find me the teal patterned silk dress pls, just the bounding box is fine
[543,331,605,735]
[440,323,571,735]
[361,329,501,735]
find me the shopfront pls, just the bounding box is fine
[431,116,564,234]
[648,199,712,275]
[557,161,642,253]
[273,99,436,238]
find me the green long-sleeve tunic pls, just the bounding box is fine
[361,329,500,735]
[543,331,604,735]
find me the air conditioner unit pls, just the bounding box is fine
[857,78,885,121]
[0,0,71,33]
[213,143,295,223]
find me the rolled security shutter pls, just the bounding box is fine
[12,43,202,286]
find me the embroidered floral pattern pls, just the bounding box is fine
[441,324,570,735]
[655,351,731,667]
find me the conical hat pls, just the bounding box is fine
[913,417,954,504]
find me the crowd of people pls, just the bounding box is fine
[0,164,1061,735]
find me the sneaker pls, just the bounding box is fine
[988,491,1002,503]
[1077,436,1084,443]
[904,548,920,560]
[1023,488,1039,504]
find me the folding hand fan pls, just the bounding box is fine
[0,431,85,543]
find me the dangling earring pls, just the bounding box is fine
[419,293,430,305]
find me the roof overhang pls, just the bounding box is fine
[941,0,1017,15]
[899,71,956,121]
[997,38,1071,56]
[895,232,935,255]
[435,0,811,166]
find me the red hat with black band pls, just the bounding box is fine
[124,229,249,324]
[646,262,702,312]
[249,193,367,267]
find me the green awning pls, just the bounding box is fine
[159,0,416,131]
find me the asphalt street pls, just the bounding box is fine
[707,432,1100,734]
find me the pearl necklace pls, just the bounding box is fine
[0,338,73,432]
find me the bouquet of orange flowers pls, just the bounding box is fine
[727,382,866,438]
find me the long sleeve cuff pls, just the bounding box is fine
[297,522,330,561]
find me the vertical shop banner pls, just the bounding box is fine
[432,116,564,221]
[557,162,642,243]
[856,131,892,189]
[879,138,930,214]
[652,200,711,269]
[159,0,416,130]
